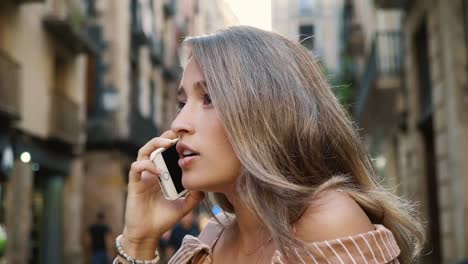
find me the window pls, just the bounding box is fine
[465,0,468,47]
[299,25,315,50]
[299,0,316,16]
[464,0,468,97]
[141,0,153,38]
[149,79,156,121]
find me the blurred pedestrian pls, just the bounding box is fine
[85,211,113,264]
[113,26,425,264]
[165,211,200,259]
[157,230,172,263]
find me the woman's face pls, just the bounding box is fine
[171,58,241,193]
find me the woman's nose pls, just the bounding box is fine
[170,107,194,136]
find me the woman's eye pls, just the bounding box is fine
[203,94,212,105]
[177,101,186,110]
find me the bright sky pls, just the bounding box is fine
[224,0,272,30]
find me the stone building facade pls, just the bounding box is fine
[0,0,238,263]
[0,1,92,263]
[345,0,468,263]
[271,0,345,73]
[81,0,238,263]
[401,1,468,263]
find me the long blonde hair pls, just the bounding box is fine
[183,26,424,263]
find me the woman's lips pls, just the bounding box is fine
[178,155,199,168]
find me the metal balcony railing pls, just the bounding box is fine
[49,0,87,22]
[128,110,159,148]
[7,0,44,4]
[374,0,406,9]
[43,0,97,54]
[149,36,163,66]
[0,51,21,120]
[86,113,117,145]
[49,92,81,145]
[354,31,403,119]
[375,32,403,76]
[163,64,182,81]
[163,0,176,19]
[131,0,148,46]
[341,1,365,56]
[86,86,119,145]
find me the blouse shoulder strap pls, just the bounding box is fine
[197,213,231,248]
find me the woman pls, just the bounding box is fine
[115,26,424,264]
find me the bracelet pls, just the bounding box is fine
[115,234,160,264]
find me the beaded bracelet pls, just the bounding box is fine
[115,234,160,264]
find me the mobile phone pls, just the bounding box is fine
[150,138,187,200]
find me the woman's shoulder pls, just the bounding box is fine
[273,224,401,264]
[272,190,401,263]
[294,189,375,242]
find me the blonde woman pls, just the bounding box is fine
[114,26,424,264]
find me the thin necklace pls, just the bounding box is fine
[239,237,273,256]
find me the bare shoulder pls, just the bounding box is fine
[294,190,375,242]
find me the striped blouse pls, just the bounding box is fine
[169,218,401,264]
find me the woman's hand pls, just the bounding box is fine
[121,130,204,258]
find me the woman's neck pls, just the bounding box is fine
[224,192,271,253]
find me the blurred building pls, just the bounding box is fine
[0,0,93,263]
[271,0,344,73]
[83,0,237,263]
[189,0,238,35]
[271,0,354,107]
[343,0,468,263]
[0,0,237,263]
[82,0,237,257]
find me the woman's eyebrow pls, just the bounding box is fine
[177,86,186,97]
[194,80,208,91]
[177,80,207,96]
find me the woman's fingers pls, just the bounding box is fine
[141,170,158,185]
[137,138,173,161]
[161,130,178,139]
[137,131,179,161]
[129,160,160,183]
[155,191,204,225]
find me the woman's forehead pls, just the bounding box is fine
[178,58,206,96]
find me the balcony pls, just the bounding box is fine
[127,110,160,150]
[43,0,97,55]
[111,111,160,155]
[299,0,316,17]
[163,0,176,19]
[86,113,117,147]
[374,0,406,9]
[344,24,365,56]
[49,92,82,145]
[354,31,403,120]
[131,0,148,47]
[107,76,160,153]
[7,0,45,4]
[163,64,181,81]
[149,36,163,66]
[0,51,21,121]
[342,1,364,57]
[86,87,118,147]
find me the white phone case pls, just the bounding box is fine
[150,138,187,200]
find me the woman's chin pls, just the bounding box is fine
[182,180,221,193]
[182,178,205,192]
[182,173,235,193]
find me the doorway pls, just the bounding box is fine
[414,20,441,264]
